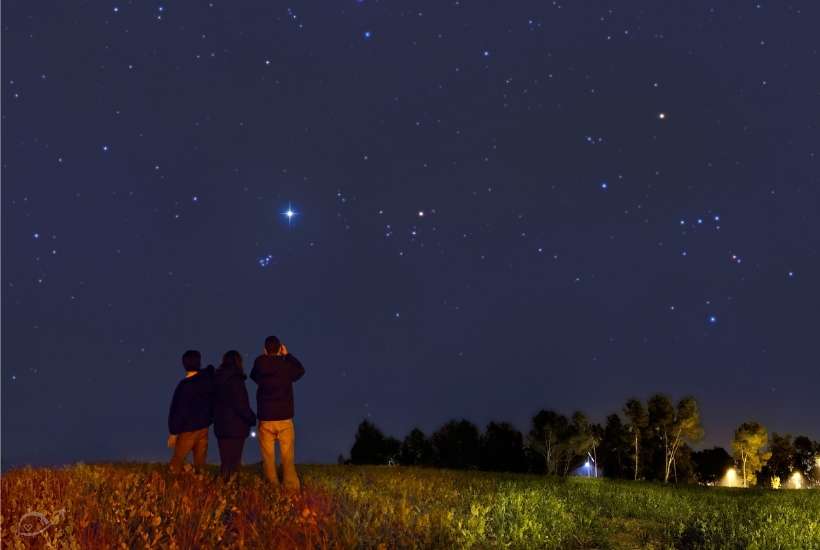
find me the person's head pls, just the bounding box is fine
[181,350,201,372]
[264,335,281,355]
[221,350,244,372]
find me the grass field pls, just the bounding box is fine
[2,463,819,549]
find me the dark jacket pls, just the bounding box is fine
[213,365,257,439]
[250,353,305,421]
[168,366,215,435]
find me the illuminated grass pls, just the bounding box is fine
[2,463,818,548]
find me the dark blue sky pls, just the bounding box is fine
[3,1,818,467]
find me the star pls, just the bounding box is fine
[708,315,718,325]
[282,203,298,225]
[658,112,667,120]
[363,31,372,40]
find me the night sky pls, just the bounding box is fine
[3,1,819,468]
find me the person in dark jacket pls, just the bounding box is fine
[250,335,305,491]
[168,350,214,472]
[213,350,257,479]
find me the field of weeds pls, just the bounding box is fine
[2,463,819,549]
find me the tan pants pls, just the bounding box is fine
[258,419,300,491]
[170,427,208,472]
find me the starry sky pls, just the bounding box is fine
[3,1,819,467]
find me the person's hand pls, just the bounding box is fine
[278,343,288,356]
[167,434,177,449]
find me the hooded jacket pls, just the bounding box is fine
[250,353,305,421]
[213,365,257,439]
[168,365,215,435]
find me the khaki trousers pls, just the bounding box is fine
[258,419,300,491]
[170,427,209,472]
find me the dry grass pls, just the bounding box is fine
[2,463,819,549]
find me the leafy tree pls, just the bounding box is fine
[732,421,771,487]
[527,410,569,475]
[761,433,795,484]
[431,419,481,469]
[793,436,819,484]
[647,395,704,483]
[692,447,733,484]
[599,413,632,478]
[399,428,434,466]
[480,422,526,472]
[350,420,399,465]
[623,398,648,480]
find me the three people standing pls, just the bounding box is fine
[167,337,305,489]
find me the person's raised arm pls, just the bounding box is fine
[285,353,305,381]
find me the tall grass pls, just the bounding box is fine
[2,463,818,549]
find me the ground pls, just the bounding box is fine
[2,463,819,549]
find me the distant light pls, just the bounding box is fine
[787,271,795,278]
[600,181,608,190]
[483,50,490,57]
[584,461,590,468]
[250,430,257,438]
[658,112,667,120]
[714,215,720,222]
[113,6,119,12]
[363,30,372,39]
[708,315,718,324]
[418,210,425,217]
[102,145,109,152]
[192,196,199,203]
[33,232,40,239]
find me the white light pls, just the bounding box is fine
[250,430,257,438]
[584,461,590,468]
[658,112,667,120]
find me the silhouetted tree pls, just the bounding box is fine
[480,422,526,472]
[760,433,795,485]
[647,394,703,482]
[674,444,697,483]
[399,428,434,466]
[793,436,819,484]
[350,420,399,465]
[623,398,648,480]
[732,421,770,487]
[599,414,631,479]
[692,446,733,484]
[527,410,569,475]
[432,419,481,469]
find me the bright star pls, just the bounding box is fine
[658,112,667,120]
[282,203,298,225]
[708,315,718,324]
[363,30,372,39]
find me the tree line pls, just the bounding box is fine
[340,393,820,487]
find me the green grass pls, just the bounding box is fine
[2,463,819,548]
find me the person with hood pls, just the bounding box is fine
[213,350,257,479]
[167,350,215,472]
[250,335,305,491]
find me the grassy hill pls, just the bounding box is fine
[2,463,819,549]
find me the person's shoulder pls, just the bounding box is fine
[253,354,267,366]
